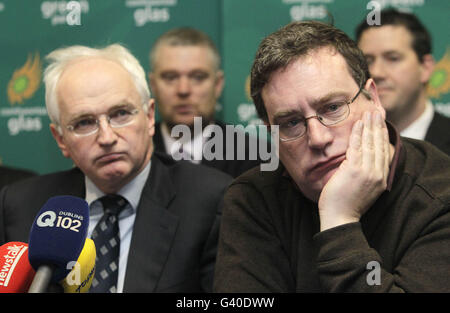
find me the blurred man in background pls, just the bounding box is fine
[356,8,450,155]
[149,27,262,177]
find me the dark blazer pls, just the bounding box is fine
[425,111,450,155]
[0,152,232,292]
[0,166,36,191]
[153,120,262,178]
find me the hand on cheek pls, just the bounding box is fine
[318,111,390,232]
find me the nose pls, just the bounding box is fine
[306,118,333,151]
[176,76,191,98]
[96,116,118,146]
[369,58,386,83]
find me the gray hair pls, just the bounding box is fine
[44,44,150,127]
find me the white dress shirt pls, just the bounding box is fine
[84,161,151,292]
[401,100,435,140]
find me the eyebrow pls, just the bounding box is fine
[160,70,179,76]
[68,102,135,121]
[310,91,350,108]
[160,69,211,75]
[272,109,302,124]
[364,50,402,58]
[271,91,351,123]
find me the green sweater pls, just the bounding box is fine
[214,134,450,292]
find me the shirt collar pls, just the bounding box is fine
[85,160,151,212]
[400,100,434,140]
[160,121,212,164]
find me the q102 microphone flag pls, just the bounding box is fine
[0,242,35,293]
[28,195,89,283]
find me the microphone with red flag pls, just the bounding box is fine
[0,242,35,293]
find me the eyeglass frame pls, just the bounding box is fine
[278,85,364,142]
[65,107,140,137]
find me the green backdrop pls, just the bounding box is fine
[1,0,449,174]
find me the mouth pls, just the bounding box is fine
[310,154,346,175]
[95,152,125,164]
[174,104,193,114]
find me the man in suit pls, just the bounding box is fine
[0,165,36,190]
[149,27,263,178]
[356,8,450,155]
[0,44,231,292]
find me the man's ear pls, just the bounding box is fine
[146,98,156,137]
[214,70,225,99]
[365,78,386,120]
[50,124,71,158]
[420,54,435,84]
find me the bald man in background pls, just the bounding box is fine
[149,27,262,178]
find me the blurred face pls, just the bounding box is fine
[50,57,155,194]
[358,25,432,119]
[149,44,224,129]
[262,47,384,201]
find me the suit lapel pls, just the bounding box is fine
[123,154,178,292]
[153,122,168,154]
[57,167,85,198]
[425,112,450,154]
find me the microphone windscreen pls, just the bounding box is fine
[0,242,35,293]
[28,195,89,282]
[61,238,96,293]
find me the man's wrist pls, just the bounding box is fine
[319,213,360,232]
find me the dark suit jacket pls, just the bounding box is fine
[425,111,450,155]
[153,120,262,178]
[0,166,36,191]
[0,152,232,292]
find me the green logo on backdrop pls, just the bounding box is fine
[7,52,42,105]
[428,48,450,99]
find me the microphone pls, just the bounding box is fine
[27,195,89,293]
[61,238,96,293]
[0,242,35,293]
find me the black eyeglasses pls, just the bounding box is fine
[277,86,364,142]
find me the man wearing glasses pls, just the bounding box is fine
[214,21,450,292]
[0,44,232,292]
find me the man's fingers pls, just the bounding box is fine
[373,111,386,174]
[347,111,390,187]
[384,119,390,180]
[358,111,389,191]
[362,111,374,170]
[347,119,363,165]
